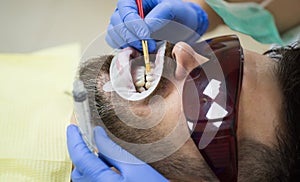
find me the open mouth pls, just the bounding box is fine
[130,54,157,93]
[105,41,170,101]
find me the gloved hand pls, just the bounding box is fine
[106,0,208,52]
[67,124,169,182]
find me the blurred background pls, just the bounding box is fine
[0,0,270,54]
[0,0,116,53]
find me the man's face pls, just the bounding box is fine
[93,41,282,181]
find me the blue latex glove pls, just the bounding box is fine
[67,124,169,182]
[106,0,208,52]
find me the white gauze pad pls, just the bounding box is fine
[103,42,166,101]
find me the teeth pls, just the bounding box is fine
[145,82,151,89]
[137,87,146,93]
[133,63,155,93]
[146,75,154,82]
[137,66,145,74]
[134,65,146,88]
[135,79,145,87]
[137,75,145,81]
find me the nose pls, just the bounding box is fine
[172,42,209,80]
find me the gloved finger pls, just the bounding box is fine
[117,0,139,19]
[67,125,122,181]
[110,21,156,52]
[106,23,156,52]
[117,0,156,52]
[106,23,127,49]
[94,126,169,182]
[110,10,145,51]
[117,0,158,18]
[117,0,149,40]
[123,19,157,52]
[71,168,86,182]
[127,38,156,53]
[105,9,124,48]
[145,1,198,33]
[107,12,131,49]
[67,124,104,171]
[94,126,145,168]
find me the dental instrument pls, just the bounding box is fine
[136,0,151,74]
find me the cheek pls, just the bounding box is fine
[161,89,188,133]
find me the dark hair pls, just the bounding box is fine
[264,41,300,181]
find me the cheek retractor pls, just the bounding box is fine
[103,41,166,101]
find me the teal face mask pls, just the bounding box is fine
[206,0,283,45]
